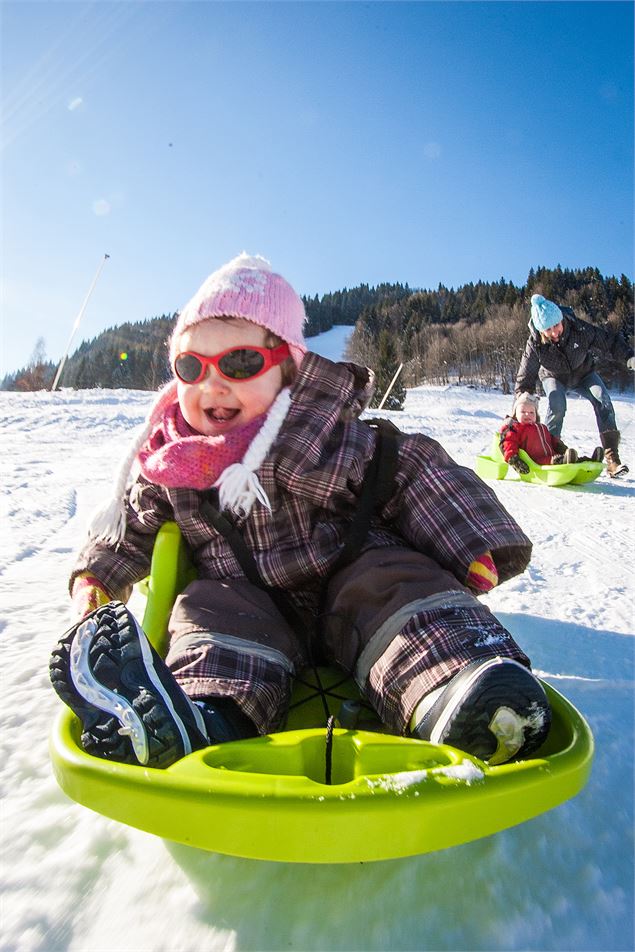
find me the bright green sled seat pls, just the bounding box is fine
[50,522,594,864]
[475,433,604,487]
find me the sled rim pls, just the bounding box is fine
[517,450,604,486]
[49,679,593,864]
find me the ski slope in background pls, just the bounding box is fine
[1,326,633,952]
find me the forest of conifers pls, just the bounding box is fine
[4,265,633,408]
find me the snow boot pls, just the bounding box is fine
[600,430,629,477]
[552,448,578,465]
[49,601,253,768]
[411,657,552,765]
[576,447,604,463]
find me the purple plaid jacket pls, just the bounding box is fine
[72,353,531,602]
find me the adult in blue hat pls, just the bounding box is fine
[515,294,634,477]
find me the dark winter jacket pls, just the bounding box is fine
[515,308,633,394]
[500,419,565,466]
[72,353,532,608]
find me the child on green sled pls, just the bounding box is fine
[500,392,603,475]
[50,253,551,769]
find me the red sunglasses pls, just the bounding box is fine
[173,343,291,384]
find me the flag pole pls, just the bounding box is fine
[50,253,110,391]
[376,362,404,411]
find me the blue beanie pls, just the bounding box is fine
[530,294,563,332]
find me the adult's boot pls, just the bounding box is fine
[600,430,629,478]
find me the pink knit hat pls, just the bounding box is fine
[170,252,307,367]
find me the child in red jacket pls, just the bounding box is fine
[501,393,602,474]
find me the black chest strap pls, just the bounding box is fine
[201,417,401,601]
[201,502,264,589]
[329,417,400,574]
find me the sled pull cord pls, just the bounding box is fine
[324,715,335,785]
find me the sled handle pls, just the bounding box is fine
[140,522,195,655]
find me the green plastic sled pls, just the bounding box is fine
[50,523,594,864]
[475,434,604,487]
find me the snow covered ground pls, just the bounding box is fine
[1,325,634,952]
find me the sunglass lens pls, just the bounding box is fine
[175,353,204,383]
[219,348,265,380]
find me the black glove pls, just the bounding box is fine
[509,455,530,474]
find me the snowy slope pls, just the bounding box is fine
[1,327,634,952]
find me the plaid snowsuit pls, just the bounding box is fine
[72,353,533,734]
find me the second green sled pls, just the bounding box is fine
[475,433,604,487]
[50,522,594,864]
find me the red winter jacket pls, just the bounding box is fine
[500,420,564,466]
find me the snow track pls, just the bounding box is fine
[0,379,633,952]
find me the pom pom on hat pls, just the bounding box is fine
[530,294,563,332]
[171,252,307,367]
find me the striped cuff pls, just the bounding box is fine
[466,552,499,593]
[71,573,112,619]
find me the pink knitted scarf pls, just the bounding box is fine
[137,400,266,490]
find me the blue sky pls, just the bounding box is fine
[1,1,633,376]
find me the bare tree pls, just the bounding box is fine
[15,337,53,391]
